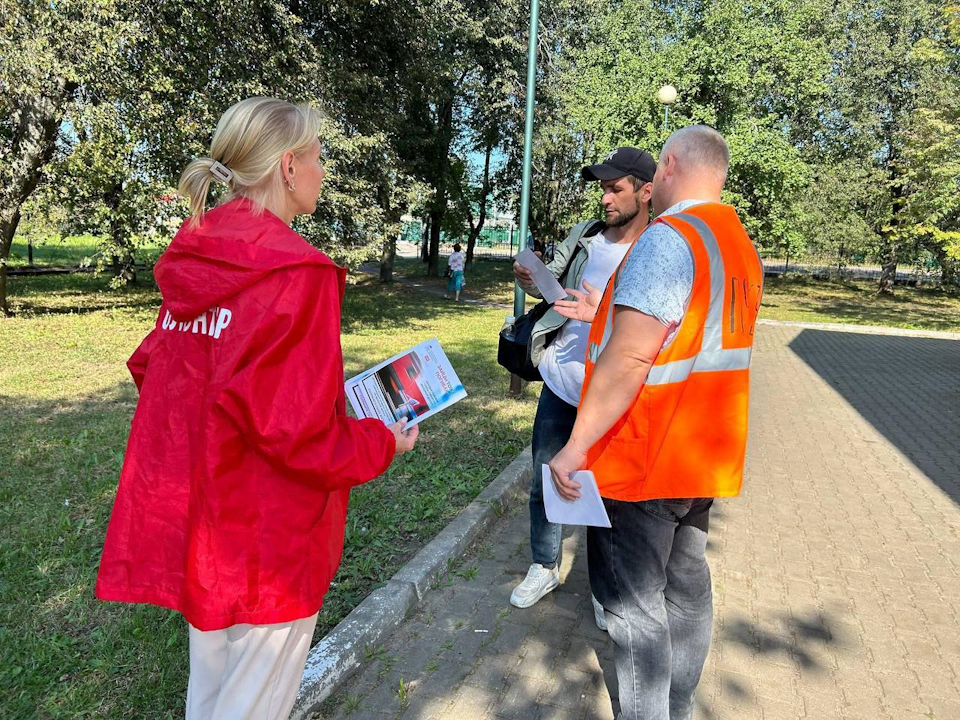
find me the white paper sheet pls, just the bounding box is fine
[515,249,568,304]
[541,465,611,528]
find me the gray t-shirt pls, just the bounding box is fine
[612,199,705,345]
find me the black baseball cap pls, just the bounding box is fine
[581,147,656,183]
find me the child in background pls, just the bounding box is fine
[446,243,466,301]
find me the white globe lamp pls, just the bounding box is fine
[657,85,677,132]
[657,85,678,106]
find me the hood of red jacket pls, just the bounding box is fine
[155,198,339,321]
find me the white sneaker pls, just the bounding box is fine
[510,563,560,608]
[592,594,608,632]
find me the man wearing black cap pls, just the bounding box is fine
[509,147,656,623]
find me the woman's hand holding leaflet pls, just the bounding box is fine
[389,418,420,454]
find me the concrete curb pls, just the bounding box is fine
[291,446,533,719]
[758,317,960,340]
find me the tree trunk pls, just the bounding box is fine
[466,225,479,266]
[466,137,494,266]
[0,207,22,318]
[0,79,77,315]
[926,240,958,289]
[877,143,904,296]
[942,258,959,289]
[378,185,400,282]
[877,242,898,295]
[423,221,430,262]
[380,235,397,282]
[426,98,454,278]
[428,208,442,277]
[105,182,137,285]
[940,258,958,289]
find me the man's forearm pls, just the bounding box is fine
[569,346,650,454]
[567,309,669,454]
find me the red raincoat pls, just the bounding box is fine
[96,199,395,631]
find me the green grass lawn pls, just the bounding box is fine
[392,256,519,306]
[760,275,960,332]
[7,235,166,269]
[1,270,538,719]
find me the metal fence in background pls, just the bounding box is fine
[760,256,951,285]
[399,222,955,285]
[400,222,522,261]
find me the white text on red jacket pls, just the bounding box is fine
[160,308,233,339]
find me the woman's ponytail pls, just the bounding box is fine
[178,157,219,225]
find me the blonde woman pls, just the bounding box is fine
[96,97,418,719]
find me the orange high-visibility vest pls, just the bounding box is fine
[581,203,764,501]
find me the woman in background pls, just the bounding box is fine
[446,242,466,301]
[96,97,418,720]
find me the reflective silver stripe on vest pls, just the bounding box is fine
[589,210,753,384]
[587,275,618,363]
[672,212,726,353]
[646,347,752,385]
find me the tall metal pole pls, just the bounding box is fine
[514,0,540,319]
[509,0,540,396]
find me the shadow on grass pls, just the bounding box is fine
[788,329,960,507]
[7,271,162,317]
[390,256,518,306]
[340,276,499,335]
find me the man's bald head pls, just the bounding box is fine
[651,125,730,216]
[661,125,729,185]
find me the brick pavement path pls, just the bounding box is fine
[315,323,960,720]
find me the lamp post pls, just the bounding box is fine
[657,84,677,134]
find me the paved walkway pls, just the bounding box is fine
[316,323,960,720]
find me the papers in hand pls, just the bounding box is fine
[541,465,611,528]
[515,249,567,304]
[345,338,467,428]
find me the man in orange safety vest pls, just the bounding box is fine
[550,125,764,720]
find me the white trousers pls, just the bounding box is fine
[186,613,318,720]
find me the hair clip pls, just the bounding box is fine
[210,161,234,183]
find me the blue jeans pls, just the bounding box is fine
[588,497,714,720]
[529,384,577,569]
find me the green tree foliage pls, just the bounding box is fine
[0,0,133,313]
[0,0,441,309]
[4,0,959,311]
[502,0,959,292]
[820,0,959,292]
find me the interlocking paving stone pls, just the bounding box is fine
[313,325,960,719]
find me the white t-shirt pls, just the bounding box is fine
[538,233,632,406]
[448,252,465,272]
